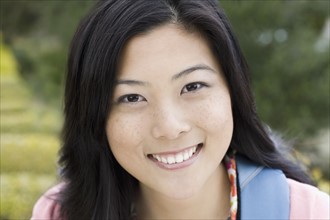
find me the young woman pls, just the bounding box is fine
[31,0,329,219]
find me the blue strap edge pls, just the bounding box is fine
[236,155,290,219]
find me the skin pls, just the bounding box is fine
[106,24,233,219]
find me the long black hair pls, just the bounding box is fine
[59,0,312,219]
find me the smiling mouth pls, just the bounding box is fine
[147,143,203,165]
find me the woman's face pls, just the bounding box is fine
[106,24,233,199]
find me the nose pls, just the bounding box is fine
[151,104,191,140]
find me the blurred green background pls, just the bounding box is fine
[0,0,329,219]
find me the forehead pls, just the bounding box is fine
[116,24,220,79]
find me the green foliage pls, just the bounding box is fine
[0,1,41,42]
[221,0,329,137]
[1,43,61,219]
[13,36,68,103]
[1,0,94,104]
[1,173,56,219]
[1,133,59,174]
[1,0,94,44]
[0,39,19,76]
[1,60,62,134]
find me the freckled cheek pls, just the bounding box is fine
[191,96,233,133]
[106,114,146,154]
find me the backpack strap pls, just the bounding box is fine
[236,155,290,219]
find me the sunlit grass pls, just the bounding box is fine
[0,173,57,219]
[312,168,330,193]
[1,36,18,77]
[1,109,62,134]
[1,39,62,218]
[1,133,60,174]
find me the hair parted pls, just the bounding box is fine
[59,0,312,219]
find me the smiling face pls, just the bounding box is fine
[106,24,233,200]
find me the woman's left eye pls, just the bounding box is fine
[181,82,208,94]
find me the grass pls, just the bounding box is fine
[1,133,59,174]
[1,173,56,220]
[1,39,61,219]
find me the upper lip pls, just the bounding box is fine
[147,143,202,156]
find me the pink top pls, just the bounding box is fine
[31,179,330,219]
[288,179,329,219]
[31,183,64,220]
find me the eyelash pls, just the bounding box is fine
[117,82,209,104]
[181,82,208,94]
[117,94,146,104]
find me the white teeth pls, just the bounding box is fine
[167,156,175,164]
[152,145,201,165]
[161,157,167,163]
[183,152,189,160]
[175,154,184,163]
[188,148,193,157]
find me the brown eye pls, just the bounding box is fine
[127,95,140,102]
[181,82,208,94]
[118,94,146,103]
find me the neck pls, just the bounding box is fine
[137,162,230,219]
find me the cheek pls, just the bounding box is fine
[106,113,145,156]
[192,94,233,134]
[105,113,148,179]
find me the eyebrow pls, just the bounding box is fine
[171,64,216,81]
[115,79,148,86]
[115,64,216,86]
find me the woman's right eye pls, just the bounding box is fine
[117,94,146,103]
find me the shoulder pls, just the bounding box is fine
[31,183,64,220]
[288,178,330,219]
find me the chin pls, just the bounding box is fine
[160,183,201,200]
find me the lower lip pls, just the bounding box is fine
[149,145,202,170]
